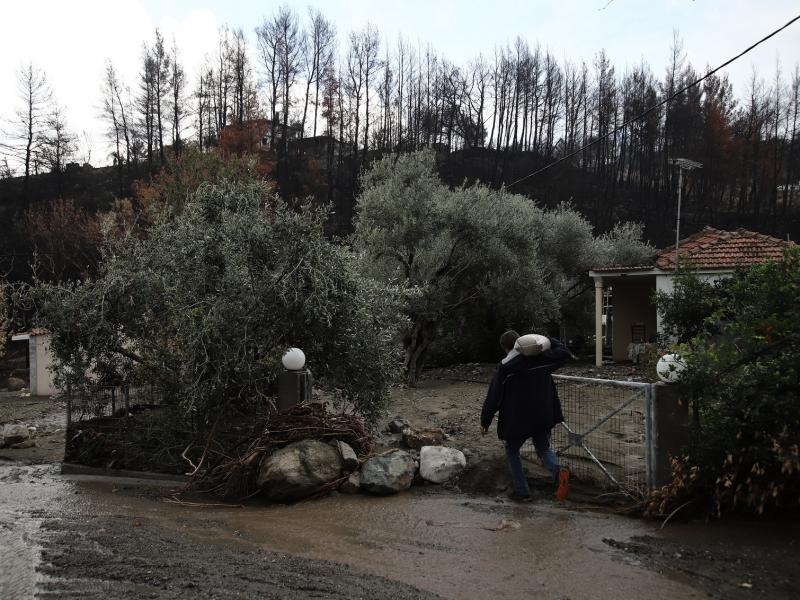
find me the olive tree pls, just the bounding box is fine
[354,151,652,384]
[30,179,404,426]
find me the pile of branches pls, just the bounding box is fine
[189,402,372,500]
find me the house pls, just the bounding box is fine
[10,329,59,396]
[588,227,789,366]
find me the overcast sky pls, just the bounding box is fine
[1,0,799,168]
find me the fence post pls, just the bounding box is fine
[644,383,657,490]
[124,385,130,418]
[111,388,116,416]
[650,383,691,488]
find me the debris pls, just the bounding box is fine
[419,446,467,484]
[402,427,445,450]
[360,450,417,495]
[191,402,370,500]
[257,439,343,502]
[330,440,359,471]
[339,471,361,494]
[2,423,30,446]
[484,519,521,532]
[738,582,753,589]
[387,417,410,434]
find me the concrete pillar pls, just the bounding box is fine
[594,277,604,367]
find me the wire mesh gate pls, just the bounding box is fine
[523,375,656,495]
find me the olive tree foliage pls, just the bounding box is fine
[29,180,404,426]
[354,151,652,384]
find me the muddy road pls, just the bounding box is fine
[1,373,799,600]
[2,463,706,600]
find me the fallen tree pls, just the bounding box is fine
[28,178,405,442]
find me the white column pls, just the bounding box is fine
[595,277,604,367]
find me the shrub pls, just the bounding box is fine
[649,247,800,517]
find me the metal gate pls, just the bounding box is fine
[524,375,656,496]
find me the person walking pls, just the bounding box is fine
[480,330,572,502]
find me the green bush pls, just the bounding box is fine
[654,269,729,344]
[650,247,800,517]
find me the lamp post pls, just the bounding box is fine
[667,158,702,270]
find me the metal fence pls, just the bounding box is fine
[65,383,166,428]
[523,374,655,496]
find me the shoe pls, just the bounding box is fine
[507,491,533,503]
[555,468,570,501]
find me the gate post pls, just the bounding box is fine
[650,383,691,488]
[644,384,657,489]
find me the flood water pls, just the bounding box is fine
[0,461,713,600]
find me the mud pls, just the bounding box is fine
[0,391,66,464]
[2,370,799,600]
[2,463,708,600]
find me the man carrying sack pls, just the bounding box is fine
[480,330,572,502]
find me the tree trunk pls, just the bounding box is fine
[404,321,432,387]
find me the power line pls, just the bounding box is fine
[507,13,800,188]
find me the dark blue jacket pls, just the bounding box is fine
[480,337,571,440]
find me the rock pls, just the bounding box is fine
[339,471,361,494]
[331,440,359,471]
[360,450,417,495]
[2,424,30,446]
[402,427,445,450]
[374,432,404,449]
[6,377,25,392]
[387,417,410,434]
[10,439,37,450]
[257,439,343,502]
[419,446,467,484]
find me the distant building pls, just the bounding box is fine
[588,227,790,366]
[10,329,59,396]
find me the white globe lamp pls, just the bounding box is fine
[282,347,306,371]
[656,353,686,383]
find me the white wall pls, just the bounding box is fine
[30,335,59,397]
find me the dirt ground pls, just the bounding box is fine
[1,366,799,600]
[0,391,66,464]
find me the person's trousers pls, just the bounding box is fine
[504,431,561,496]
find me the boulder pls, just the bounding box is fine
[419,446,467,484]
[339,471,361,494]
[360,450,417,495]
[6,377,25,392]
[257,439,343,502]
[402,427,445,450]
[387,417,410,434]
[330,440,359,471]
[2,424,30,446]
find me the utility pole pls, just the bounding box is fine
[668,158,702,270]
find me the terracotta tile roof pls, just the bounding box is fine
[591,226,789,273]
[591,264,654,273]
[12,328,51,338]
[655,227,789,270]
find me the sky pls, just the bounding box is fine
[1,0,799,169]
